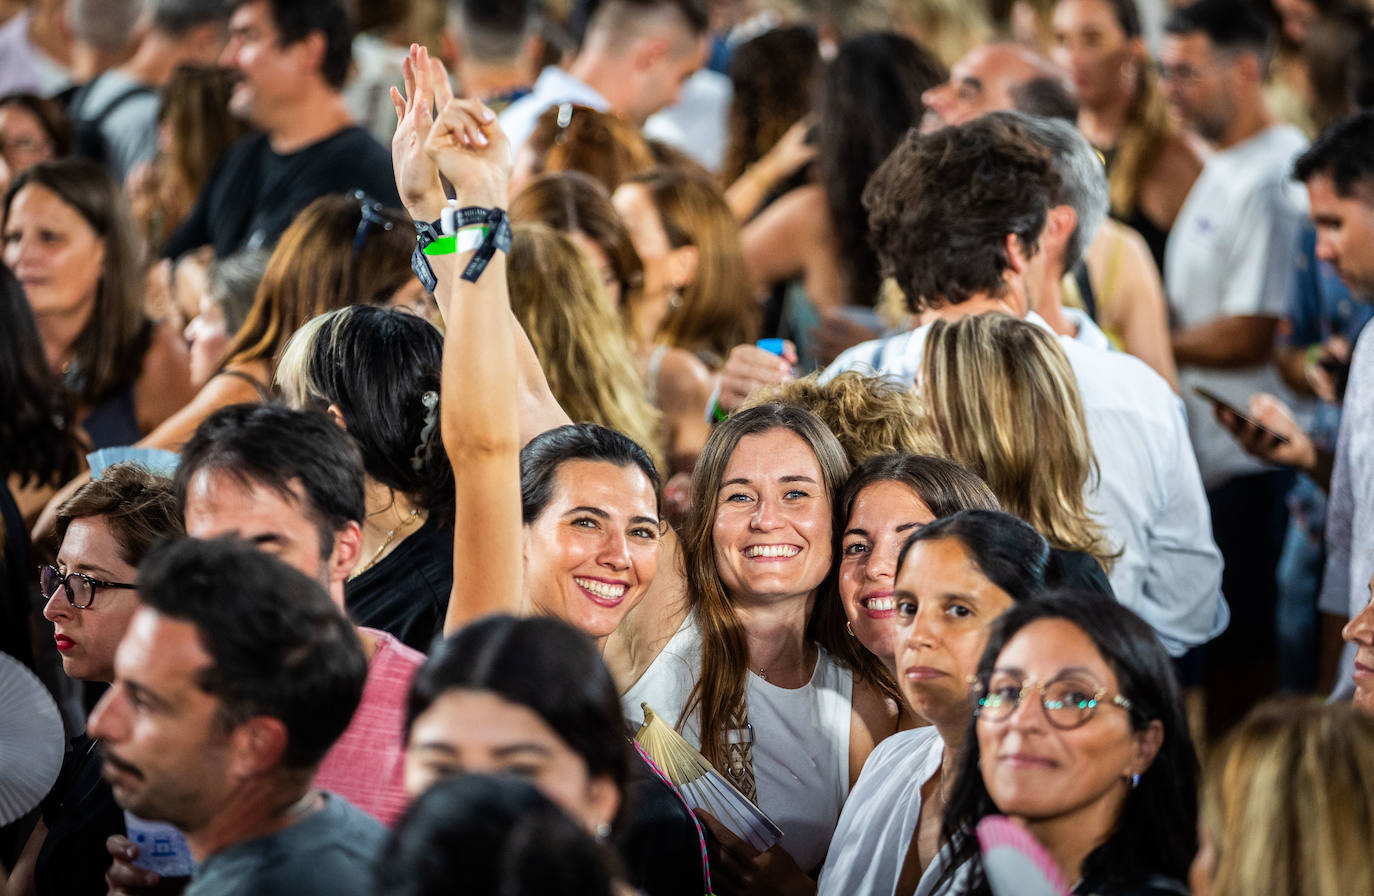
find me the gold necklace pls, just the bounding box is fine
[349,509,420,581]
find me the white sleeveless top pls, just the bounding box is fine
[623,611,853,874]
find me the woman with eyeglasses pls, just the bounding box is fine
[818,510,1048,896]
[924,591,1197,896]
[10,463,182,896]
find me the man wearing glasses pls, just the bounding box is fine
[9,463,182,896]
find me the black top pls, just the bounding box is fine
[1047,549,1117,599]
[1076,871,1190,895]
[614,750,710,896]
[1,485,33,669]
[36,735,125,896]
[1098,144,1170,274]
[162,127,401,259]
[344,516,452,653]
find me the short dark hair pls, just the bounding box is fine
[938,591,1199,892]
[406,616,631,796]
[587,0,709,42]
[895,508,1050,604]
[1164,0,1273,61]
[174,404,366,557]
[375,774,619,896]
[863,113,1059,312]
[1351,25,1374,110]
[138,536,367,770]
[1009,75,1079,123]
[519,423,661,524]
[56,463,183,567]
[230,0,355,88]
[1293,110,1374,198]
[152,0,231,35]
[451,0,538,63]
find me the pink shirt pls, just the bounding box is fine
[314,628,423,826]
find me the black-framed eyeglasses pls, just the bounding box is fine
[40,564,137,610]
[974,672,1134,730]
[352,190,394,255]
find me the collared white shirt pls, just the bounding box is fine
[822,312,1228,655]
[498,66,611,154]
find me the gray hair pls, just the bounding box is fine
[151,0,231,35]
[1001,111,1109,272]
[68,0,149,52]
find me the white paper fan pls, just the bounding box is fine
[0,652,65,825]
[976,815,1071,896]
[633,703,783,853]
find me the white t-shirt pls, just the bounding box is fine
[622,612,852,874]
[823,313,1227,656]
[498,66,611,153]
[1164,123,1310,487]
[817,726,944,896]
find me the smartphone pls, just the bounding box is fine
[1193,387,1290,445]
[1317,353,1351,402]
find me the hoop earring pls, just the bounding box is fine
[846,621,856,637]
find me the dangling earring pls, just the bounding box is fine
[846,621,856,637]
[667,287,683,311]
[595,821,612,841]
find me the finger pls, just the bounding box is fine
[107,835,137,860]
[401,52,416,104]
[389,85,405,122]
[429,56,454,108]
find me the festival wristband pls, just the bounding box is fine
[421,226,488,256]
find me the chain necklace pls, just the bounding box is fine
[349,509,421,581]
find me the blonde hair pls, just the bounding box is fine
[1203,699,1374,896]
[742,371,939,466]
[507,223,664,473]
[887,0,992,67]
[920,314,1116,569]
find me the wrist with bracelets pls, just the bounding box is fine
[412,205,512,288]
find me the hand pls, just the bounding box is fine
[1213,392,1317,471]
[755,117,817,186]
[106,834,158,895]
[696,810,816,896]
[389,43,453,220]
[1306,335,1351,404]
[810,307,881,367]
[718,341,796,412]
[425,97,512,207]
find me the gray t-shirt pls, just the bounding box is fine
[69,69,160,182]
[185,794,385,896]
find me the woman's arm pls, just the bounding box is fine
[132,320,197,435]
[135,363,266,451]
[1091,221,1180,393]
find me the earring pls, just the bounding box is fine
[595,821,612,841]
[846,621,856,637]
[1130,773,1141,790]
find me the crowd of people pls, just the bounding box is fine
[3,0,1374,893]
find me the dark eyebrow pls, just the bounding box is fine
[565,506,610,519]
[842,526,870,539]
[248,532,285,546]
[491,743,553,759]
[960,76,984,92]
[414,740,459,755]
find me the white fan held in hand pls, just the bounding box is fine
[0,652,65,826]
[634,703,783,853]
[976,815,1071,896]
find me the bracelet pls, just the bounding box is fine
[422,226,488,256]
[410,206,512,288]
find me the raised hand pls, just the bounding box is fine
[424,97,512,208]
[389,43,454,220]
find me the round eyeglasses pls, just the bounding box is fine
[974,673,1134,730]
[40,564,137,610]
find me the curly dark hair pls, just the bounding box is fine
[721,24,820,185]
[862,111,1059,312]
[818,31,946,308]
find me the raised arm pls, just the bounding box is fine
[421,96,525,632]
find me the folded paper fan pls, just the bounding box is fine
[87,447,180,479]
[976,815,1071,896]
[634,703,783,853]
[0,653,65,825]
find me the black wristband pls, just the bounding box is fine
[456,207,512,283]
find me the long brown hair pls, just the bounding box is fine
[625,167,757,366]
[526,103,657,193]
[222,192,414,372]
[3,159,146,407]
[680,403,851,772]
[153,65,250,243]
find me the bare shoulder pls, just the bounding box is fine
[604,531,691,692]
[848,675,902,787]
[137,361,266,451]
[134,320,196,433]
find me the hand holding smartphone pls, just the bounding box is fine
[1194,386,1291,445]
